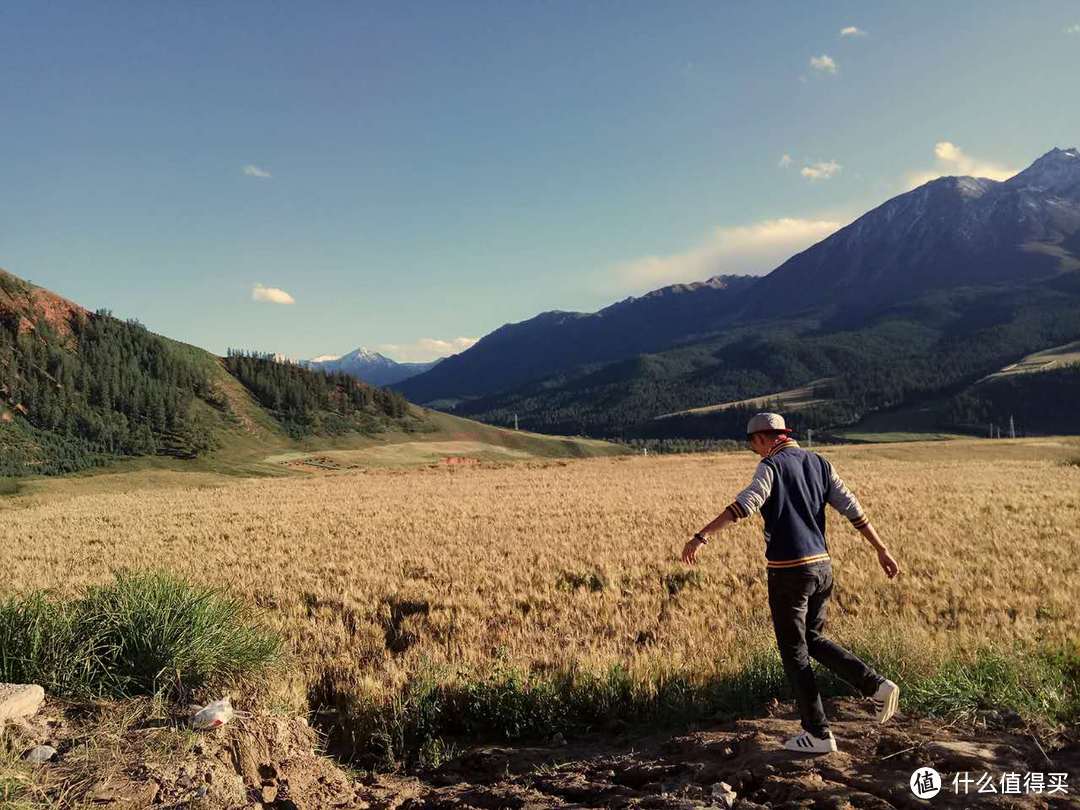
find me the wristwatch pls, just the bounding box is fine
[693,532,708,544]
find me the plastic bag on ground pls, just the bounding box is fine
[191,696,234,730]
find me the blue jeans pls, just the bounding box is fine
[767,560,884,737]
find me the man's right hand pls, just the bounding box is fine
[877,547,899,579]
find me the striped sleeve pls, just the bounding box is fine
[825,460,870,528]
[728,461,774,520]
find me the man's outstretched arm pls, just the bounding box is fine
[825,464,900,578]
[682,461,773,564]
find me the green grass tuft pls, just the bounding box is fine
[0,571,280,702]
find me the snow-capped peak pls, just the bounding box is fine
[344,347,387,361]
[1005,146,1080,193]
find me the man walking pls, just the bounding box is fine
[682,413,900,754]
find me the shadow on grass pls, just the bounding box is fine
[310,643,1080,771]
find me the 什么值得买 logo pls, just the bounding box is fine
[910,767,942,799]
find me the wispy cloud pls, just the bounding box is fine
[1065,23,1080,34]
[905,141,1018,188]
[242,164,272,178]
[800,160,842,181]
[778,153,793,169]
[839,26,866,37]
[251,283,295,305]
[610,217,845,291]
[378,337,478,362]
[809,54,838,74]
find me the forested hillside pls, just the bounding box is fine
[459,278,1080,439]
[224,350,414,439]
[0,270,425,476]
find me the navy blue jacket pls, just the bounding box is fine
[727,439,869,568]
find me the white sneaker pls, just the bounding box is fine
[783,729,838,754]
[871,679,899,724]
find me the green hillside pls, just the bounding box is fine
[457,279,1080,441]
[0,269,622,477]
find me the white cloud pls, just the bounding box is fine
[800,160,842,181]
[839,26,866,37]
[809,54,838,74]
[243,164,272,178]
[611,217,845,290]
[378,337,478,363]
[905,141,1018,188]
[1065,23,1080,34]
[778,153,793,169]
[251,283,295,305]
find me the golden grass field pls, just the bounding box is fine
[2,437,1079,727]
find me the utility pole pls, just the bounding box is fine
[513,414,518,431]
[988,423,993,439]
[643,446,648,457]
[1009,415,1015,439]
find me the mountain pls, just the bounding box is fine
[394,274,758,403]
[743,146,1080,320]
[305,347,440,386]
[399,147,1080,439]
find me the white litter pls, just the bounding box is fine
[191,696,234,730]
[23,745,57,764]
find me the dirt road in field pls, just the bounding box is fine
[362,698,1079,809]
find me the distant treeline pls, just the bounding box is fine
[612,437,744,455]
[224,350,410,438]
[1,307,218,475]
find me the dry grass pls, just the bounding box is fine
[1,437,1078,758]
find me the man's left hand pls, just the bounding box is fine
[682,536,705,564]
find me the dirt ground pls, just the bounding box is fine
[8,696,1078,809]
[383,697,1080,810]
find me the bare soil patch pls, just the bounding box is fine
[406,698,1079,809]
[6,696,1078,808]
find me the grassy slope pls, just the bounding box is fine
[976,338,1080,382]
[2,352,626,504]
[0,264,625,493]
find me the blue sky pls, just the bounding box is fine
[1,2,1078,361]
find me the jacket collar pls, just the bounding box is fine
[767,437,800,458]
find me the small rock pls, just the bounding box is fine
[23,744,57,764]
[0,683,45,722]
[549,732,566,746]
[710,781,737,809]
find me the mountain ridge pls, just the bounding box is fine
[394,274,759,403]
[398,146,1080,439]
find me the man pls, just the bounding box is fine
[682,412,900,754]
